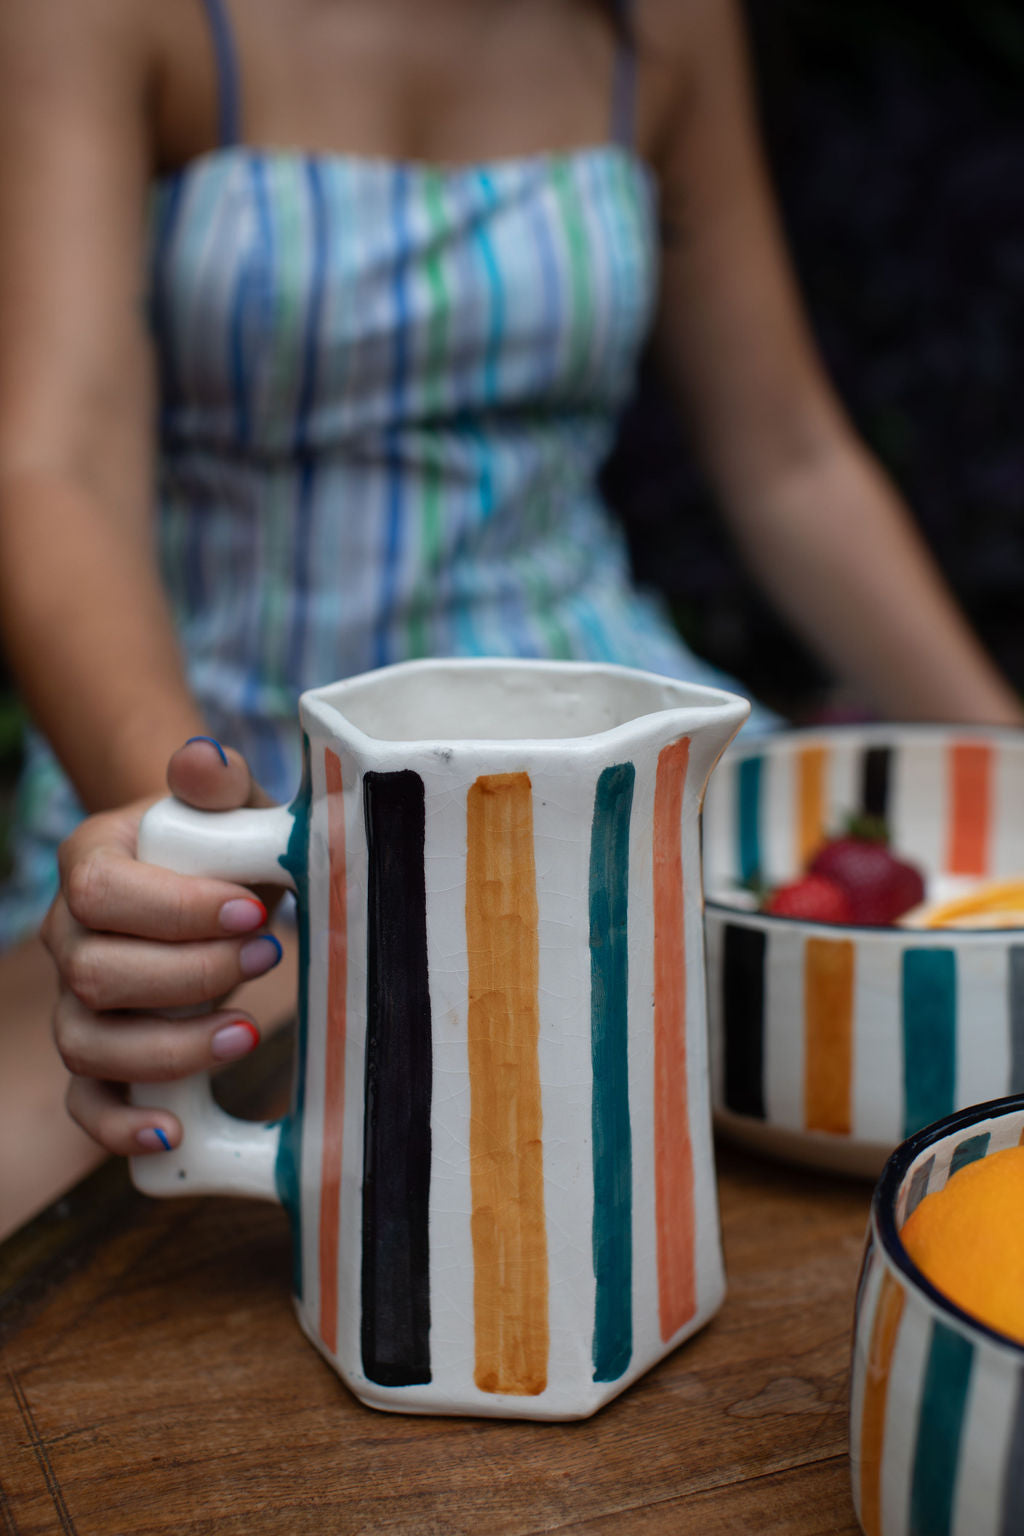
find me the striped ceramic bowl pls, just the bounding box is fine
[702,725,1024,1175]
[850,1094,1024,1536]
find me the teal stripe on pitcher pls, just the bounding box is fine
[908,1321,974,1536]
[589,761,635,1383]
[902,949,957,1138]
[737,756,762,885]
[275,733,313,1298]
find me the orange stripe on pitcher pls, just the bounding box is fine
[796,745,827,869]
[653,737,696,1340]
[948,741,991,877]
[859,1269,906,1536]
[318,749,348,1354]
[804,936,854,1135]
[466,772,549,1396]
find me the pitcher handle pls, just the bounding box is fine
[128,797,297,1203]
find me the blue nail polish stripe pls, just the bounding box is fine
[184,734,229,766]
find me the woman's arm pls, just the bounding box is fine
[644,0,1023,726]
[0,0,207,811]
[0,0,285,1157]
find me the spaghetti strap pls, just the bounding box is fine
[609,0,636,148]
[197,0,243,147]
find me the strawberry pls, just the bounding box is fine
[763,874,855,922]
[808,820,925,925]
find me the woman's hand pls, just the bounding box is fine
[42,738,286,1157]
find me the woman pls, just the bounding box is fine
[0,0,1019,1231]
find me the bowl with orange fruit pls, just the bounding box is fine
[850,1092,1024,1536]
[701,724,1024,1176]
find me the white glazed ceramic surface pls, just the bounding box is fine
[130,658,749,1419]
[702,725,1024,1177]
[850,1095,1024,1536]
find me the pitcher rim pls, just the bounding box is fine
[299,657,750,752]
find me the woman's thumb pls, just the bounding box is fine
[165,736,274,812]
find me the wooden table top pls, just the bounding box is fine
[0,1032,873,1536]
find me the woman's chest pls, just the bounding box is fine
[148,147,660,450]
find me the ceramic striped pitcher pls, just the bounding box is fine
[130,659,748,1419]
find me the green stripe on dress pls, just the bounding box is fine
[551,157,593,394]
[406,169,450,658]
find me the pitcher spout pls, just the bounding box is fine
[671,687,751,801]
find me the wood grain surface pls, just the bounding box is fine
[0,1035,871,1535]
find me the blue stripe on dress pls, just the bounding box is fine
[287,162,329,689]
[375,165,411,669]
[229,164,259,447]
[528,174,563,394]
[473,171,505,406]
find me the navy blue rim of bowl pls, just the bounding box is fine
[872,1092,1024,1354]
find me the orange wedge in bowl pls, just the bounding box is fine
[900,878,1024,930]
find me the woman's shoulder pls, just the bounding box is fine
[0,0,218,173]
[0,0,158,78]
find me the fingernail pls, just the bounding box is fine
[137,1127,173,1152]
[219,898,268,934]
[239,933,283,978]
[184,734,229,767]
[211,1020,261,1061]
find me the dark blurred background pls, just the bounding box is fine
[606,0,1024,719]
[2,0,1024,874]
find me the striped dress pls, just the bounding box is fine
[0,25,776,945]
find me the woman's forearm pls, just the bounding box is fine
[0,468,206,810]
[720,433,1024,726]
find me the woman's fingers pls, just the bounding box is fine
[45,899,282,1013]
[55,991,261,1086]
[65,1074,182,1157]
[49,739,286,1156]
[55,841,269,944]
